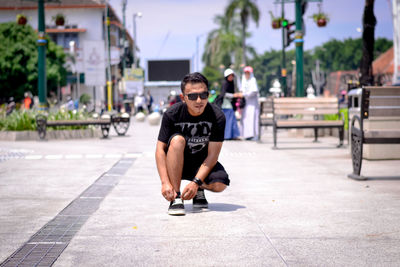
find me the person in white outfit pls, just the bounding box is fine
[240,66,259,140]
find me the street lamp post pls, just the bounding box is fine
[37,0,47,109]
[133,12,142,69]
[121,0,127,76]
[69,41,80,100]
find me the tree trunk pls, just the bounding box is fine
[359,0,376,86]
[241,14,247,67]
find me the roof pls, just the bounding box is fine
[0,0,105,9]
[372,46,394,75]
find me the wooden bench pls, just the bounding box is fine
[348,86,400,180]
[258,97,273,138]
[36,113,130,140]
[272,97,344,148]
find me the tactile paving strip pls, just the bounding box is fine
[0,158,135,267]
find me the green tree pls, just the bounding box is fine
[312,37,392,72]
[250,49,314,96]
[0,22,67,102]
[202,15,241,69]
[225,0,260,66]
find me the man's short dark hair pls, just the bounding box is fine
[181,72,209,93]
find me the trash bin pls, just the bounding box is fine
[348,87,400,159]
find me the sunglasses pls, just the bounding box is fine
[185,91,209,101]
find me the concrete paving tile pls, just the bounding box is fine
[55,236,286,267]
[270,237,400,266]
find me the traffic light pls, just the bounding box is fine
[283,21,295,48]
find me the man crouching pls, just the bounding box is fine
[155,72,230,216]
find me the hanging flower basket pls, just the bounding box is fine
[312,13,329,27]
[16,14,27,25]
[269,11,283,29]
[53,13,65,26]
[272,19,282,29]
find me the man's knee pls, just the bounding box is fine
[208,182,227,192]
[168,135,186,152]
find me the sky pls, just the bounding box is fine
[109,0,394,72]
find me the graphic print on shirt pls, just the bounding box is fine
[175,121,212,154]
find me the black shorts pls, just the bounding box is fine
[167,134,230,186]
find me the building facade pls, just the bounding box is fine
[0,0,134,111]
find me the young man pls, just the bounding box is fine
[155,72,230,216]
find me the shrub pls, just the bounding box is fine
[0,110,93,131]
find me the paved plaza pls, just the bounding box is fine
[0,118,400,266]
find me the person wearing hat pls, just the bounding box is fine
[240,66,259,140]
[217,68,241,140]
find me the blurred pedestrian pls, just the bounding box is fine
[66,96,74,111]
[146,91,154,113]
[219,68,240,140]
[240,66,259,140]
[23,92,32,110]
[134,93,146,113]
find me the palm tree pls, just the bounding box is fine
[202,15,241,68]
[225,0,260,66]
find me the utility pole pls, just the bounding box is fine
[105,1,112,111]
[37,0,47,109]
[275,0,322,97]
[122,0,127,76]
[295,0,304,97]
[133,12,142,68]
[281,1,287,95]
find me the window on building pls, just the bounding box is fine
[48,33,79,49]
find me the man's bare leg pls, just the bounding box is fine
[202,182,226,193]
[166,135,185,194]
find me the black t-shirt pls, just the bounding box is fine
[158,102,226,160]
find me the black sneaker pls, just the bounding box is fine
[193,189,208,209]
[168,197,185,216]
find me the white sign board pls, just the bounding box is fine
[393,0,400,84]
[83,40,106,86]
[125,68,144,95]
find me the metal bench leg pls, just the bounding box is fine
[348,117,365,180]
[272,125,277,149]
[36,115,47,140]
[313,128,318,142]
[337,127,344,148]
[101,125,110,138]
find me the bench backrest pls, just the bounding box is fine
[259,98,273,115]
[273,97,339,116]
[362,86,400,119]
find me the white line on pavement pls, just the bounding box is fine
[104,154,122,159]
[24,155,43,160]
[65,154,83,159]
[85,154,103,159]
[124,153,142,158]
[45,155,63,160]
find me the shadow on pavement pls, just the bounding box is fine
[186,203,246,213]
[362,176,400,181]
[272,146,345,150]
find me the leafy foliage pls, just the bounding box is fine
[249,49,314,96]
[0,109,92,131]
[225,0,260,65]
[249,37,392,96]
[79,93,91,105]
[0,22,67,103]
[312,37,392,72]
